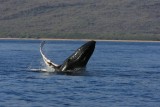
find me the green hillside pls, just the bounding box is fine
[0,0,160,40]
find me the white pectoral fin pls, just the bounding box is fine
[40,41,59,68]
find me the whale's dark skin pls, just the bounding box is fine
[40,41,96,74]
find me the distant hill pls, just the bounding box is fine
[0,0,160,40]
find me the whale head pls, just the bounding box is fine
[59,41,96,72]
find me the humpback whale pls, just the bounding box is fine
[40,40,96,74]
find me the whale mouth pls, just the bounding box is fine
[40,40,96,73]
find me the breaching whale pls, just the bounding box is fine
[40,40,96,74]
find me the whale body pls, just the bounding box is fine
[40,40,96,74]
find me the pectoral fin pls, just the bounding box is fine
[40,41,59,69]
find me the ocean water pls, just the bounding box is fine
[0,40,160,107]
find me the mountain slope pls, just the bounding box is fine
[0,0,160,40]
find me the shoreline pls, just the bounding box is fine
[0,37,160,43]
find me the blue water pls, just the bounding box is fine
[0,40,160,107]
